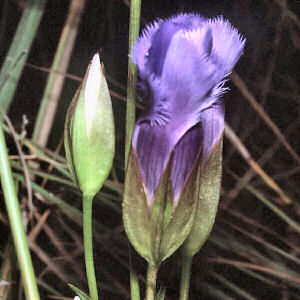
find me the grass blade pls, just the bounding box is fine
[0,0,47,114]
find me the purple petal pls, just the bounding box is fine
[168,13,206,28]
[133,14,245,133]
[146,14,206,77]
[209,17,246,75]
[160,27,220,114]
[132,123,173,205]
[146,21,182,77]
[131,20,161,80]
[137,27,222,141]
[132,13,207,79]
[132,120,203,207]
[132,111,201,205]
[201,97,225,166]
[171,125,202,206]
[160,19,245,116]
[131,13,245,206]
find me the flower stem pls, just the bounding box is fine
[125,0,141,167]
[0,124,40,300]
[83,194,98,300]
[130,264,141,300]
[129,245,141,300]
[126,1,141,299]
[179,255,193,300]
[145,263,159,300]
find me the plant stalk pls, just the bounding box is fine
[126,1,141,299]
[145,263,159,300]
[125,0,141,167]
[0,124,40,300]
[83,194,98,300]
[179,255,193,300]
[129,243,141,300]
[130,261,141,300]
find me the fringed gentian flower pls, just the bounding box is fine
[123,13,245,264]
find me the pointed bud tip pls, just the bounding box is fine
[90,53,101,73]
[86,53,102,89]
[85,53,103,137]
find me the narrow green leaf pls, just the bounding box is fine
[68,284,90,300]
[0,125,40,300]
[0,0,47,114]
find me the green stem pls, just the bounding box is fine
[0,124,40,300]
[125,0,141,167]
[145,263,159,300]
[129,244,140,300]
[126,1,141,299]
[130,263,141,300]
[179,255,193,300]
[83,194,98,300]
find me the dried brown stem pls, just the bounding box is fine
[231,72,300,165]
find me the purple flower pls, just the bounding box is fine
[131,13,245,207]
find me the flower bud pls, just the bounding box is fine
[64,54,115,197]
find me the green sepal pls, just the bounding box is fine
[68,284,90,300]
[64,87,80,186]
[123,147,201,264]
[183,136,223,257]
[64,56,115,196]
[158,152,201,262]
[148,154,171,263]
[123,147,169,263]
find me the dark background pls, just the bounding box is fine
[0,0,299,299]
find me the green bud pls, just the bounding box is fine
[64,54,115,197]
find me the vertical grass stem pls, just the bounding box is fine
[125,0,141,167]
[0,0,46,114]
[0,124,40,300]
[126,1,141,299]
